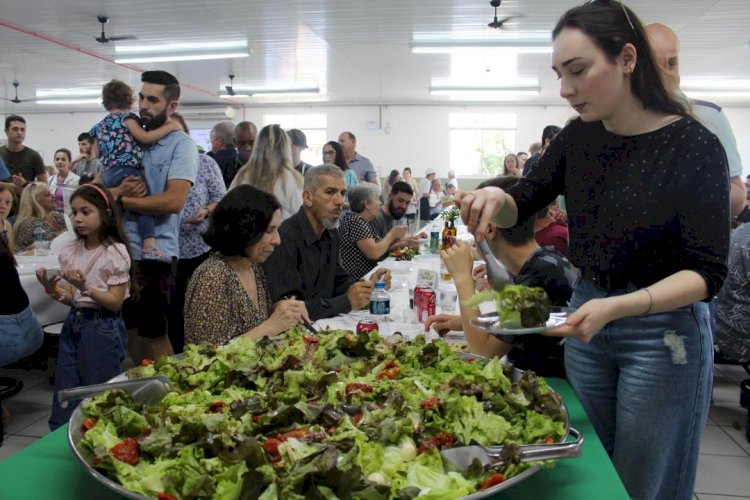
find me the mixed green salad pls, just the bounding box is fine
[469,285,552,329]
[75,329,566,500]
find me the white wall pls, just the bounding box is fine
[11,103,749,178]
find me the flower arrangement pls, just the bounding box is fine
[439,205,461,223]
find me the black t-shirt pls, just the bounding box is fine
[0,145,45,183]
[0,245,29,315]
[507,117,729,298]
[503,247,575,378]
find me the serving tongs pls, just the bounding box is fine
[440,428,583,471]
[476,238,511,292]
[58,375,171,408]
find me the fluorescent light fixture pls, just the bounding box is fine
[430,81,540,99]
[115,52,248,64]
[36,99,102,105]
[219,94,251,99]
[411,34,551,54]
[36,88,101,98]
[222,83,320,97]
[115,40,247,54]
[683,90,750,99]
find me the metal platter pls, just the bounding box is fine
[471,306,574,336]
[68,350,573,499]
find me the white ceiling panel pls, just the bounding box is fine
[1,0,749,114]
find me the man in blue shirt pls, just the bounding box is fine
[112,70,199,364]
[647,23,745,216]
[339,131,377,182]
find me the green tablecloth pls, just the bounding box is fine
[0,379,628,499]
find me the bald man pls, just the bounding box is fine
[647,23,745,216]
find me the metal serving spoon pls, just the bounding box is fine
[476,238,511,291]
[58,375,171,407]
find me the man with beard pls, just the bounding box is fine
[263,165,391,320]
[111,70,199,364]
[370,181,420,251]
[71,132,103,182]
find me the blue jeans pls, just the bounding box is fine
[102,165,155,240]
[49,307,127,430]
[0,305,44,367]
[565,278,712,500]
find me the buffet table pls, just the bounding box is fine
[0,378,628,499]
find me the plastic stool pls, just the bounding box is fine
[0,377,24,446]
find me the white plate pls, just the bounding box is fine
[470,306,574,335]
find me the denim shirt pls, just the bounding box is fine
[125,131,198,259]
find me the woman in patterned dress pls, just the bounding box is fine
[184,185,309,345]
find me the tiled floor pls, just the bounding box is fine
[1,364,748,498]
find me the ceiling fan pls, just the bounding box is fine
[1,82,36,104]
[487,0,524,29]
[225,74,236,96]
[94,15,137,44]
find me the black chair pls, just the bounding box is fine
[419,197,431,224]
[0,376,24,446]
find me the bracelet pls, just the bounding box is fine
[641,288,653,315]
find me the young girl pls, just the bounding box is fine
[89,79,180,260]
[36,183,133,430]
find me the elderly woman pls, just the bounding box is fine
[47,148,80,213]
[339,184,407,280]
[0,183,16,252]
[13,182,66,250]
[184,184,309,345]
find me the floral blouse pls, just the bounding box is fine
[89,111,142,172]
[179,153,227,259]
[184,254,272,345]
[14,213,66,250]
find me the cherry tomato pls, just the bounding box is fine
[109,438,140,466]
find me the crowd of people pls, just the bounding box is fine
[0,1,748,498]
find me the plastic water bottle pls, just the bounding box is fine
[369,281,391,336]
[33,222,46,255]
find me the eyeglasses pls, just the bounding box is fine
[323,150,336,156]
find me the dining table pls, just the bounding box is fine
[0,228,630,499]
[0,376,628,500]
[16,251,69,327]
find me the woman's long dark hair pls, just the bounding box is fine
[203,184,281,257]
[325,141,349,171]
[552,0,688,117]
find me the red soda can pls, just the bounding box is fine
[414,283,430,311]
[416,287,436,323]
[356,320,379,335]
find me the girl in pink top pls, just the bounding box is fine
[36,183,133,429]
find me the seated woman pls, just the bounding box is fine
[339,184,407,280]
[0,235,44,367]
[0,183,16,252]
[13,182,66,251]
[184,184,310,345]
[426,176,576,378]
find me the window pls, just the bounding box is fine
[449,113,517,176]
[263,113,327,166]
